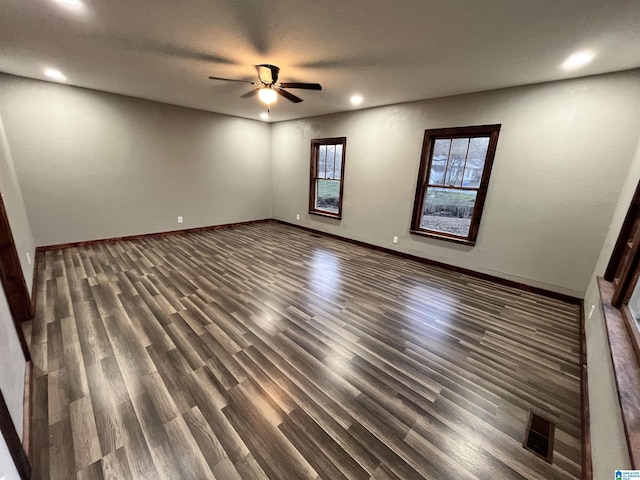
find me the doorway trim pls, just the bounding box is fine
[0,192,32,360]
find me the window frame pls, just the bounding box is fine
[605,180,640,308]
[410,124,501,245]
[600,179,640,468]
[309,137,347,219]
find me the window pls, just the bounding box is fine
[600,180,640,466]
[309,137,346,219]
[605,181,640,310]
[410,125,501,245]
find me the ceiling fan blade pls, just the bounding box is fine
[279,82,322,90]
[209,76,256,84]
[276,88,303,103]
[240,88,260,98]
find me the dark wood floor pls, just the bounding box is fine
[26,222,581,479]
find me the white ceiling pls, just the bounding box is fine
[1,0,640,122]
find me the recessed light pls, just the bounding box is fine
[350,94,363,106]
[53,0,84,10]
[44,68,67,82]
[260,112,269,120]
[562,51,594,70]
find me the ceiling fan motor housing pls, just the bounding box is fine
[258,64,280,85]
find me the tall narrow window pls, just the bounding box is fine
[309,137,347,219]
[601,180,640,466]
[605,180,640,309]
[410,125,501,245]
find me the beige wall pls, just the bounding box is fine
[0,74,272,246]
[271,70,640,297]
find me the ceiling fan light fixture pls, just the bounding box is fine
[208,64,319,105]
[258,87,278,105]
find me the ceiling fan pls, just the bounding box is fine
[208,64,322,106]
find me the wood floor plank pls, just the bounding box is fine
[31,373,50,480]
[234,453,271,480]
[182,406,228,472]
[77,461,104,480]
[101,447,133,480]
[163,415,217,480]
[69,396,102,472]
[117,401,160,480]
[47,368,70,426]
[281,407,370,480]
[32,223,582,479]
[49,417,75,480]
[85,362,124,457]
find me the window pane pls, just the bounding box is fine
[325,145,336,179]
[630,280,640,323]
[463,137,490,188]
[429,139,450,185]
[420,187,477,237]
[318,145,326,178]
[334,144,343,180]
[444,138,469,187]
[315,179,340,214]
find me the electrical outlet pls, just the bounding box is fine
[296,214,300,220]
[588,304,595,319]
[177,216,183,224]
[26,252,31,265]
[393,236,398,244]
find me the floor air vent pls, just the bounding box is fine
[523,412,555,463]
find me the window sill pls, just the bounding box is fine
[597,277,640,468]
[309,210,341,220]
[409,229,476,246]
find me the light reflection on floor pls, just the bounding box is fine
[401,282,458,337]
[308,249,342,302]
[306,249,355,375]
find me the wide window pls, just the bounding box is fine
[410,125,501,245]
[309,137,346,219]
